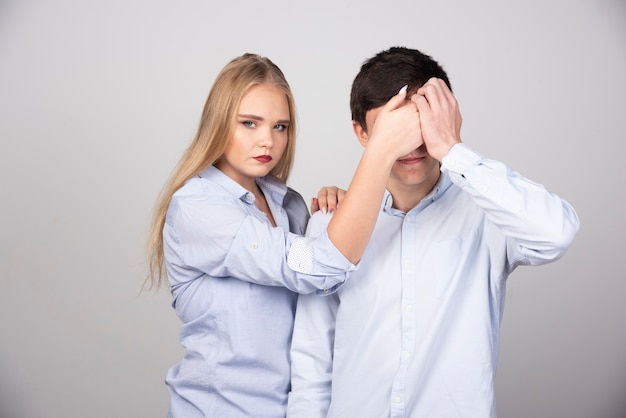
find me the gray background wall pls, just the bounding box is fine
[1,0,624,417]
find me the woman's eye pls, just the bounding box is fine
[274,124,287,131]
[241,120,256,128]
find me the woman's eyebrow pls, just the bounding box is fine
[238,114,290,124]
[238,114,263,120]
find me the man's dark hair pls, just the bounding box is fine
[350,46,452,131]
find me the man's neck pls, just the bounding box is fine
[388,172,440,213]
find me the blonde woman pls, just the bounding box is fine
[147,53,423,417]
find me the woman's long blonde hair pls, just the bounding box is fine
[145,53,297,290]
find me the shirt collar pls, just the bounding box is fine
[198,165,287,206]
[383,171,453,214]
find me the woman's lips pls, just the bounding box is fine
[254,155,273,163]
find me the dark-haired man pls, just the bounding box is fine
[287,46,579,418]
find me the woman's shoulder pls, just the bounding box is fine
[285,186,306,206]
[284,187,309,234]
[169,176,240,217]
[284,187,309,217]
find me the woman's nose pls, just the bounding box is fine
[258,128,274,148]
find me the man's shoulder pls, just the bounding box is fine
[306,211,333,237]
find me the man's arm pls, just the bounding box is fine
[288,213,339,418]
[287,290,338,418]
[415,77,579,265]
[441,143,579,267]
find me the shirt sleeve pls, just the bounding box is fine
[164,189,355,295]
[287,214,339,418]
[440,143,580,269]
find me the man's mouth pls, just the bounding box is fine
[398,156,424,165]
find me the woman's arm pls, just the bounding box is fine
[325,87,423,264]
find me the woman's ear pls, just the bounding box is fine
[352,121,369,148]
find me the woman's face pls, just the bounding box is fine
[216,83,290,189]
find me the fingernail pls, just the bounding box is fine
[398,85,408,95]
[321,207,327,214]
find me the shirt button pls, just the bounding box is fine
[405,305,413,312]
[323,289,330,294]
[405,217,412,223]
[246,192,254,201]
[393,395,402,403]
[251,243,258,249]
[402,351,411,359]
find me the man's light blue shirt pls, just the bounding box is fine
[288,144,579,418]
[163,165,355,418]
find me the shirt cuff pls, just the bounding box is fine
[440,143,483,175]
[288,231,357,295]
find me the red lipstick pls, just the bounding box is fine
[254,155,272,163]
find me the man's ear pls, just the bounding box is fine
[352,121,369,147]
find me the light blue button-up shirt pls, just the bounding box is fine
[163,165,355,418]
[288,144,579,418]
